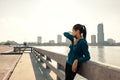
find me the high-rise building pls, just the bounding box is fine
[66,38,71,44]
[97,23,104,44]
[49,40,55,43]
[91,35,96,44]
[57,35,62,43]
[37,36,42,44]
[107,38,115,45]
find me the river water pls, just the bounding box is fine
[34,46,120,67]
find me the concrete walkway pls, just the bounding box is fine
[0,55,21,80]
[9,53,36,80]
[9,53,50,80]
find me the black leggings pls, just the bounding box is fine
[65,63,79,80]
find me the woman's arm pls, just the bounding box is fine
[63,32,74,42]
[78,40,90,62]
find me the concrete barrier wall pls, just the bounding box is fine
[33,48,120,80]
[33,48,66,67]
[78,61,120,80]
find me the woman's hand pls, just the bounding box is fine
[74,38,79,45]
[72,59,78,72]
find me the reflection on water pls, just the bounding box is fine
[90,46,120,67]
[97,46,105,63]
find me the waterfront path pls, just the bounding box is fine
[0,55,21,80]
[9,53,53,80]
[0,46,55,80]
[1,46,120,80]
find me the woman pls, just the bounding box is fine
[63,24,90,80]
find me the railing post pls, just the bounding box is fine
[46,56,51,69]
[31,47,32,53]
[57,63,65,80]
[14,47,16,52]
[19,47,21,53]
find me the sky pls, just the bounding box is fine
[0,0,120,43]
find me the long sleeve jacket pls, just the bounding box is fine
[64,32,90,65]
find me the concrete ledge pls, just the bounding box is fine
[9,53,36,80]
[78,61,120,80]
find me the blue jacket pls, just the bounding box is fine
[64,32,90,65]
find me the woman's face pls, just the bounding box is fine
[72,29,77,36]
[72,29,80,37]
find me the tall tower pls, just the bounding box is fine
[37,36,42,44]
[97,23,104,45]
[66,38,71,45]
[57,35,62,43]
[91,35,96,44]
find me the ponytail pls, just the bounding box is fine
[82,26,87,39]
[73,24,87,39]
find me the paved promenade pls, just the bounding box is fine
[0,45,21,80]
[9,53,53,80]
[9,53,37,80]
[0,55,21,80]
[0,46,86,80]
[0,45,55,80]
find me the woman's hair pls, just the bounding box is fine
[73,24,87,39]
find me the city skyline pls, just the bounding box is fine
[0,22,118,44]
[0,0,120,43]
[37,24,117,44]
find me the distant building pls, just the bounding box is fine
[57,35,62,43]
[66,38,71,45]
[37,36,42,44]
[91,35,96,44]
[49,40,55,43]
[107,39,116,45]
[97,23,104,44]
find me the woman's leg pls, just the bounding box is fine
[65,63,77,80]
